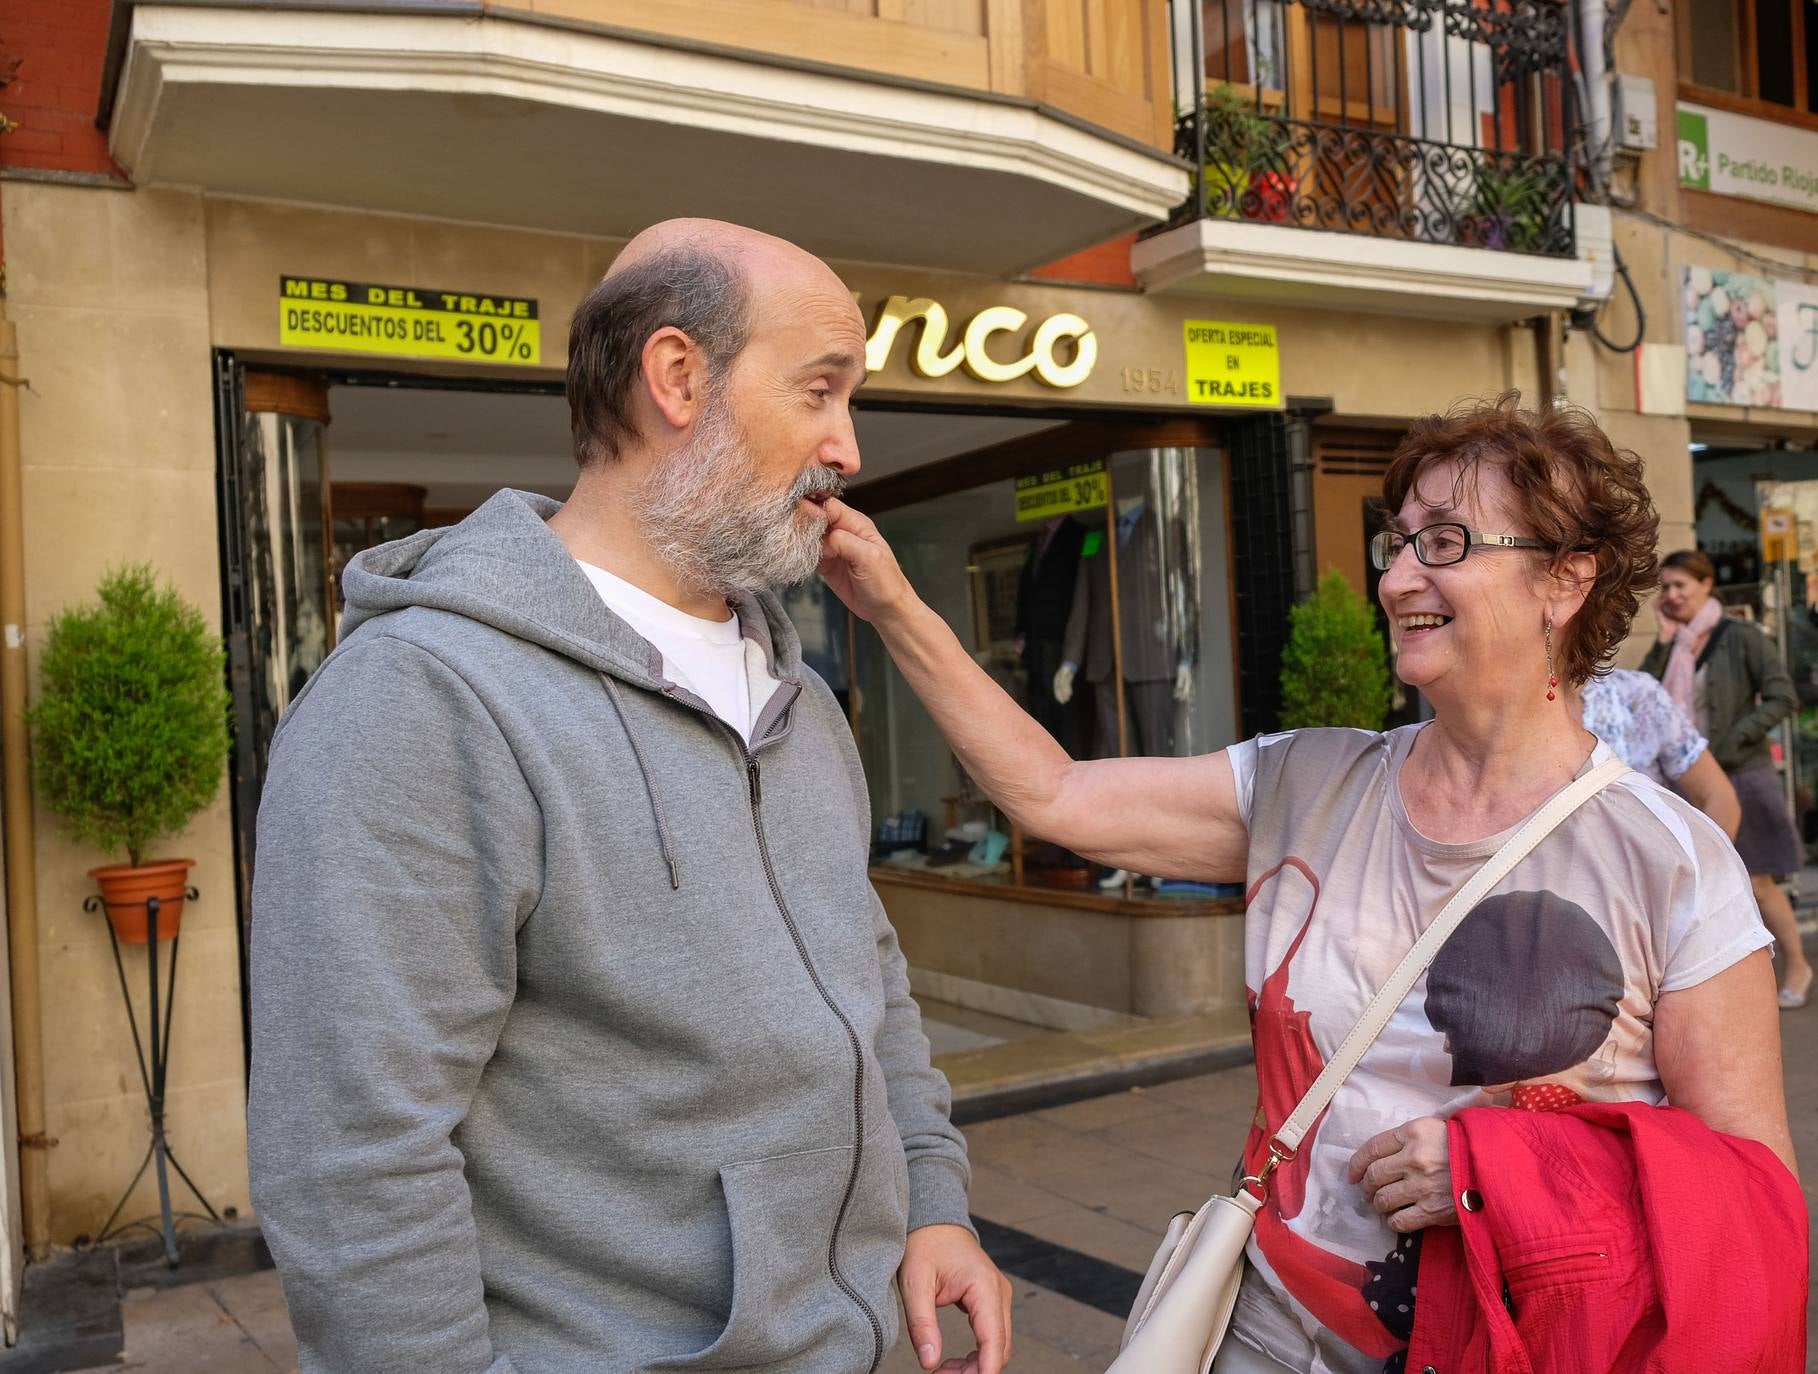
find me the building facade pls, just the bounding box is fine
[1579,0,1818,838]
[1,0,1611,1323]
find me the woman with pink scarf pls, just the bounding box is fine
[1643,549,1809,1005]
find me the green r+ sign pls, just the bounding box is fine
[1677,109,1710,190]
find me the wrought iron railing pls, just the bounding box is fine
[1166,0,1576,256]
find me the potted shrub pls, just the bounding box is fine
[1200,83,1294,223]
[1279,570,1392,731]
[26,565,230,943]
[1467,158,1552,252]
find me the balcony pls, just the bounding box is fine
[103,0,1191,276]
[1133,0,1603,322]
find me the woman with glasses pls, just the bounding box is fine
[1640,549,1810,1007]
[819,393,1796,1374]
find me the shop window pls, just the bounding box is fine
[803,445,1237,902]
[779,579,853,720]
[1678,0,1817,120]
[238,374,335,725]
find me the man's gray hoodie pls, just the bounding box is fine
[247,489,972,1373]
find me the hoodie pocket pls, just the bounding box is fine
[648,1141,885,1371]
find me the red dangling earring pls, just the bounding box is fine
[1544,619,1558,702]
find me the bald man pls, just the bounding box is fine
[249,221,1010,1374]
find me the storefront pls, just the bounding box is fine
[212,214,1543,1041]
[213,232,1299,1044]
[203,224,1535,1057]
[5,172,1563,1240]
[1675,261,1818,859]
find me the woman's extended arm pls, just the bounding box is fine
[817,498,1249,882]
[1654,949,1796,1175]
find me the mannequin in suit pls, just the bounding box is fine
[1053,493,1199,889]
[1014,514,1089,754]
[1054,496,1197,756]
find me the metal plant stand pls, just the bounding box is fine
[86,887,223,1267]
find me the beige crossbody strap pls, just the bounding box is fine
[1271,755,1629,1154]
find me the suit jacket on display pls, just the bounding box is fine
[1060,504,1198,684]
[1015,516,1087,646]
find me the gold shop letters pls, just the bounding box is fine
[862,295,1098,388]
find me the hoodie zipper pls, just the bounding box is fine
[645,678,885,1372]
[743,751,887,1373]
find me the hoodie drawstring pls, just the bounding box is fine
[600,674,682,891]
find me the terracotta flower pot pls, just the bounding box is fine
[88,860,195,944]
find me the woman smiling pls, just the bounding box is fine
[818,393,1797,1373]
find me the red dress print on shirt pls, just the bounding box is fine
[1243,858,1402,1361]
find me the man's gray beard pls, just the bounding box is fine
[633,393,845,600]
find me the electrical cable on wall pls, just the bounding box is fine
[1585,242,1646,353]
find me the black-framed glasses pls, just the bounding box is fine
[1369,523,1550,571]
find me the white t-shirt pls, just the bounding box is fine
[1223,724,1770,1374]
[577,560,756,741]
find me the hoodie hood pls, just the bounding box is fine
[340,488,806,689]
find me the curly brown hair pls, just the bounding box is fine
[1381,392,1659,688]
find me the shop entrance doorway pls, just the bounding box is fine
[214,358,572,1061]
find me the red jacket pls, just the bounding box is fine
[1407,1102,1807,1374]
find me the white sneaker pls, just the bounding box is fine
[1097,869,1151,890]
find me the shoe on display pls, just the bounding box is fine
[1096,869,1152,891]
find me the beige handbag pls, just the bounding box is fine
[1109,757,1628,1374]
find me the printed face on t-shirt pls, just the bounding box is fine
[1422,889,1624,1089]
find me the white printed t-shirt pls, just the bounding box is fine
[1223,724,1769,1374]
[576,560,761,742]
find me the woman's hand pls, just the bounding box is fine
[1348,1118,1458,1232]
[818,497,915,627]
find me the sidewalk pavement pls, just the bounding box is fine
[72,998,1818,1373]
